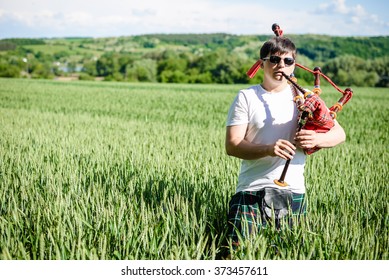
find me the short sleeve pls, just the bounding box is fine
[226,91,249,126]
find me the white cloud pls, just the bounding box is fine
[353,4,366,17]
[317,0,361,15]
[317,0,352,14]
[336,0,349,14]
[0,0,276,35]
[313,0,388,36]
[0,0,388,38]
[64,12,93,25]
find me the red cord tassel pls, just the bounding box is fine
[246,60,262,78]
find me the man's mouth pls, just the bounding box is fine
[274,71,284,77]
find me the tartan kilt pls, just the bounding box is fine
[227,189,306,244]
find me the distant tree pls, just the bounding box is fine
[0,62,20,77]
[126,59,157,82]
[82,59,98,76]
[157,56,188,83]
[186,68,213,84]
[159,70,188,83]
[0,34,387,86]
[363,71,380,87]
[0,38,45,46]
[0,41,16,51]
[143,41,157,48]
[118,54,134,75]
[53,50,70,60]
[370,56,389,87]
[66,61,77,73]
[78,73,95,81]
[30,62,52,79]
[322,55,379,87]
[212,62,234,84]
[96,53,120,77]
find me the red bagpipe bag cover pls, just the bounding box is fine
[298,94,334,154]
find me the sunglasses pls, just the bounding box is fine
[263,55,295,66]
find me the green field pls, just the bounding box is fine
[0,78,388,260]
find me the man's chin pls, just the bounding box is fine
[273,74,284,81]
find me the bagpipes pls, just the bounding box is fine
[247,23,353,187]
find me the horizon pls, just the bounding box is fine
[2,32,388,41]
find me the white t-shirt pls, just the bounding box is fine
[226,85,306,194]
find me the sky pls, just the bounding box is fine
[0,0,388,39]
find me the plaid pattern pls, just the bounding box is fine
[300,94,334,132]
[295,92,335,155]
[227,189,306,245]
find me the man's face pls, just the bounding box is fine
[262,51,295,83]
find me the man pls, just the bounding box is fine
[225,36,345,247]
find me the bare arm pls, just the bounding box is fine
[295,120,346,150]
[225,124,296,160]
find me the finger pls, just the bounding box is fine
[279,140,296,151]
[296,130,314,137]
[276,143,295,156]
[275,149,293,160]
[300,140,315,149]
[296,131,316,141]
[295,135,311,142]
[283,145,296,155]
[274,139,296,159]
[274,145,295,160]
[282,149,294,159]
[300,129,314,133]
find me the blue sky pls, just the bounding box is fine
[0,0,388,38]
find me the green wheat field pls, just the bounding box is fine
[0,78,388,260]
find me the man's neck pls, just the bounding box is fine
[261,80,288,93]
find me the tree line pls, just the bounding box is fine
[0,34,388,87]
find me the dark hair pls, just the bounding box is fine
[260,37,296,59]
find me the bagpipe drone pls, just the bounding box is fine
[247,23,353,187]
